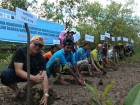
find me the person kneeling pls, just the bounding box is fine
[0,36,49,105]
[46,39,84,85]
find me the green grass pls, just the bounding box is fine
[0,52,11,59]
[0,54,12,73]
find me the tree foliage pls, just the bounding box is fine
[40,0,140,43]
[0,0,140,44]
[0,0,37,11]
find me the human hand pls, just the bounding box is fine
[34,71,44,84]
[39,95,48,105]
[77,77,85,85]
[97,69,102,74]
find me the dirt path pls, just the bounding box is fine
[108,61,140,105]
[0,61,140,105]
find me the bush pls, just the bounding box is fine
[0,54,12,73]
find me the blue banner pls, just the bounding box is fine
[0,8,64,45]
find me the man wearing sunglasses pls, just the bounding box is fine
[1,36,49,105]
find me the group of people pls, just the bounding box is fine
[0,29,135,105]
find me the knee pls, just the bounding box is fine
[1,70,9,86]
[0,69,17,86]
[52,58,61,67]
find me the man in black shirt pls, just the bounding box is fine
[1,36,49,105]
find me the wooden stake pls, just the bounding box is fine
[24,23,30,105]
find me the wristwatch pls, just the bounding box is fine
[44,93,49,97]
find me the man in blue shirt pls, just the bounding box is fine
[74,42,90,62]
[46,39,83,85]
[74,42,101,76]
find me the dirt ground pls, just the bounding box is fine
[0,60,140,105]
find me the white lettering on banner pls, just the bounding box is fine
[5,13,11,19]
[16,7,37,25]
[112,37,115,41]
[100,35,105,40]
[0,12,15,20]
[85,34,94,42]
[73,32,81,42]
[53,39,60,45]
[0,12,4,18]
[105,32,110,38]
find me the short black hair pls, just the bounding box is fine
[103,42,108,47]
[50,45,57,50]
[113,45,120,50]
[63,39,74,47]
[83,42,90,46]
[81,40,91,47]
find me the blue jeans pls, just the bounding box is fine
[1,68,26,86]
[47,58,61,77]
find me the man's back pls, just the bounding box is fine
[74,47,90,62]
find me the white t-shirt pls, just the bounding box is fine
[107,49,117,58]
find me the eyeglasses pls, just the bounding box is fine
[34,42,43,48]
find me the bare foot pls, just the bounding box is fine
[57,79,70,85]
[12,89,20,99]
[88,70,94,76]
[76,78,85,86]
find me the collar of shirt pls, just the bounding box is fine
[62,49,66,55]
[81,47,87,52]
[62,48,72,56]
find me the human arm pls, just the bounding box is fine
[90,57,102,73]
[14,62,44,83]
[114,52,119,64]
[90,52,102,69]
[73,63,81,78]
[63,53,83,84]
[13,47,44,83]
[39,71,49,105]
[73,63,84,85]
[71,54,84,84]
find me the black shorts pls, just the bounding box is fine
[1,68,26,86]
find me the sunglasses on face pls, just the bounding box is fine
[34,42,43,48]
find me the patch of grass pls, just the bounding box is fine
[0,52,11,59]
[0,54,12,73]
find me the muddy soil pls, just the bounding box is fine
[0,61,140,105]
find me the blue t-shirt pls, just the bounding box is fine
[46,49,75,76]
[74,47,90,62]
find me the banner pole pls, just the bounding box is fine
[25,22,31,105]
